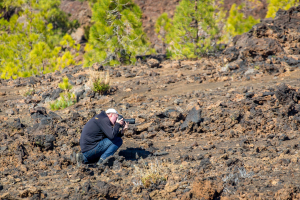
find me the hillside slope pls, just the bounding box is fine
[1,6,300,199]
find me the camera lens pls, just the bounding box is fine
[124,119,135,124]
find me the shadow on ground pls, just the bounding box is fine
[119,148,152,161]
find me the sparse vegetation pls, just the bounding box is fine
[49,77,76,110]
[88,70,110,95]
[20,88,35,97]
[58,77,73,91]
[133,158,167,188]
[49,92,76,110]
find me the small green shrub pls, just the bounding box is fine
[49,92,76,110]
[49,77,76,110]
[58,77,72,91]
[93,80,110,95]
[88,70,110,95]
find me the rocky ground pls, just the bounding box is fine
[2,6,300,200]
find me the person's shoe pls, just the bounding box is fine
[76,152,84,166]
[96,158,105,166]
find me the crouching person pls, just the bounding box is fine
[77,108,128,165]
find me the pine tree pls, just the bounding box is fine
[0,0,80,79]
[155,13,172,53]
[266,0,299,18]
[223,3,260,41]
[37,0,79,36]
[84,0,153,67]
[0,0,24,13]
[165,0,219,59]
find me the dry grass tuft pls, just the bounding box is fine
[19,87,35,97]
[86,68,110,95]
[132,158,167,188]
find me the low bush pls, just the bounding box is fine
[58,77,73,91]
[93,80,110,95]
[88,69,110,95]
[49,77,76,110]
[49,92,76,110]
[133,158,167,188]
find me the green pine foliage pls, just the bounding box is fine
[49,78,76,110]
[0,0,24,11]
[84,0,153,67]
[78,0,98,3]
[58,77,73,91]
[223,3,260,41]
[155,13,172,51]
[38,0,79,35]
[165,0,220,59]
[49,92,76,110]
[0,0,80,79]
[266,0,299,18]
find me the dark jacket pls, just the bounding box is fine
[80,111,121,153]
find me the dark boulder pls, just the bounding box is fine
[32,134,55,151]
[95,181,122,198]
[275,83,300,105]
[30,107,47,115]
[240,38,283,61]
[48,111,62,121]
[222,46,239,62]
[70,112,82,121]
[9,118,25,130]
[180,107,202,131]
[51,88,63,100]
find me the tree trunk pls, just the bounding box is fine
[194,0,199,43]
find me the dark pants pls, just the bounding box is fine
[82,137,123,163]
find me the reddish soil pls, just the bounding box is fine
[2,3,300,200]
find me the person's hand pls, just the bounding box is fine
[116,118,124,126]
[123,121,129,130]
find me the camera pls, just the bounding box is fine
[118,115,135,124]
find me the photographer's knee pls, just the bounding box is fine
[116,137,123,147]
